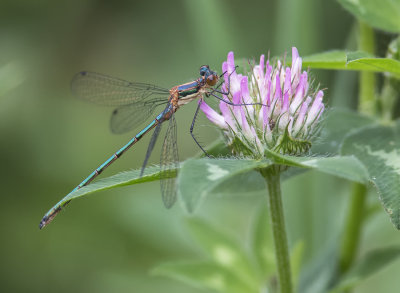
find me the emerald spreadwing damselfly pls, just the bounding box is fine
[39,65,260,229]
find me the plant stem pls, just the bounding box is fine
[339,183,367,273]
[380,36,400,122]
[358,21,376,116]
[260,166,292,293]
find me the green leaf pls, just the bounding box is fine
[195,109,375,189]
[312,108,376,155]
[49,165,170,208]
[178,158,272,212]
[210,170,266,197]
[341,122,400,229]
[301,50,400,78]
[185,218,258,289]
[265,150,369,184]
[337,0,400,33]
[178,153,369,212]
[330,247,400,292]
[152,261,257,293]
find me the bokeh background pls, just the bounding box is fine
[1,0,399,292]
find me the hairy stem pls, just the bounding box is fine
[260,166,292,293]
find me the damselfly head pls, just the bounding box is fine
[199,66,218,86]
[199,65,210,76]
[199,65,218,86]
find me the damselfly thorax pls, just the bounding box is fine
[172,65,219,108]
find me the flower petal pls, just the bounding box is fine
[219,99,236,131]
[290,71,308,114]
[305,90,324,127]
[292,47,299,63]
[282,67,291,113]
[264,64,272,106]
[199,100,227,130]
[227,51,236,74]
[258,54,265,81]
[293,97,311,135]
[241,76,251,104]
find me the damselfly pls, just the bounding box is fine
[39,65,256,229]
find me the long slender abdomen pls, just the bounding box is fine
[39,118,160,229]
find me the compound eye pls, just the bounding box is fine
[199,65,210,76]
[206,74,218,86]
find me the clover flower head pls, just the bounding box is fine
[200,47,325,157]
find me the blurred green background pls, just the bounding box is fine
[1,0,399,292]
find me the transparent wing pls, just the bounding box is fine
[139,103,174,178]
[160,113,179,208]
[71,71,170,106]
[110,98,168,134]
[140,120,163,177]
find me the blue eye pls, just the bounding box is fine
[199,65,210,76]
